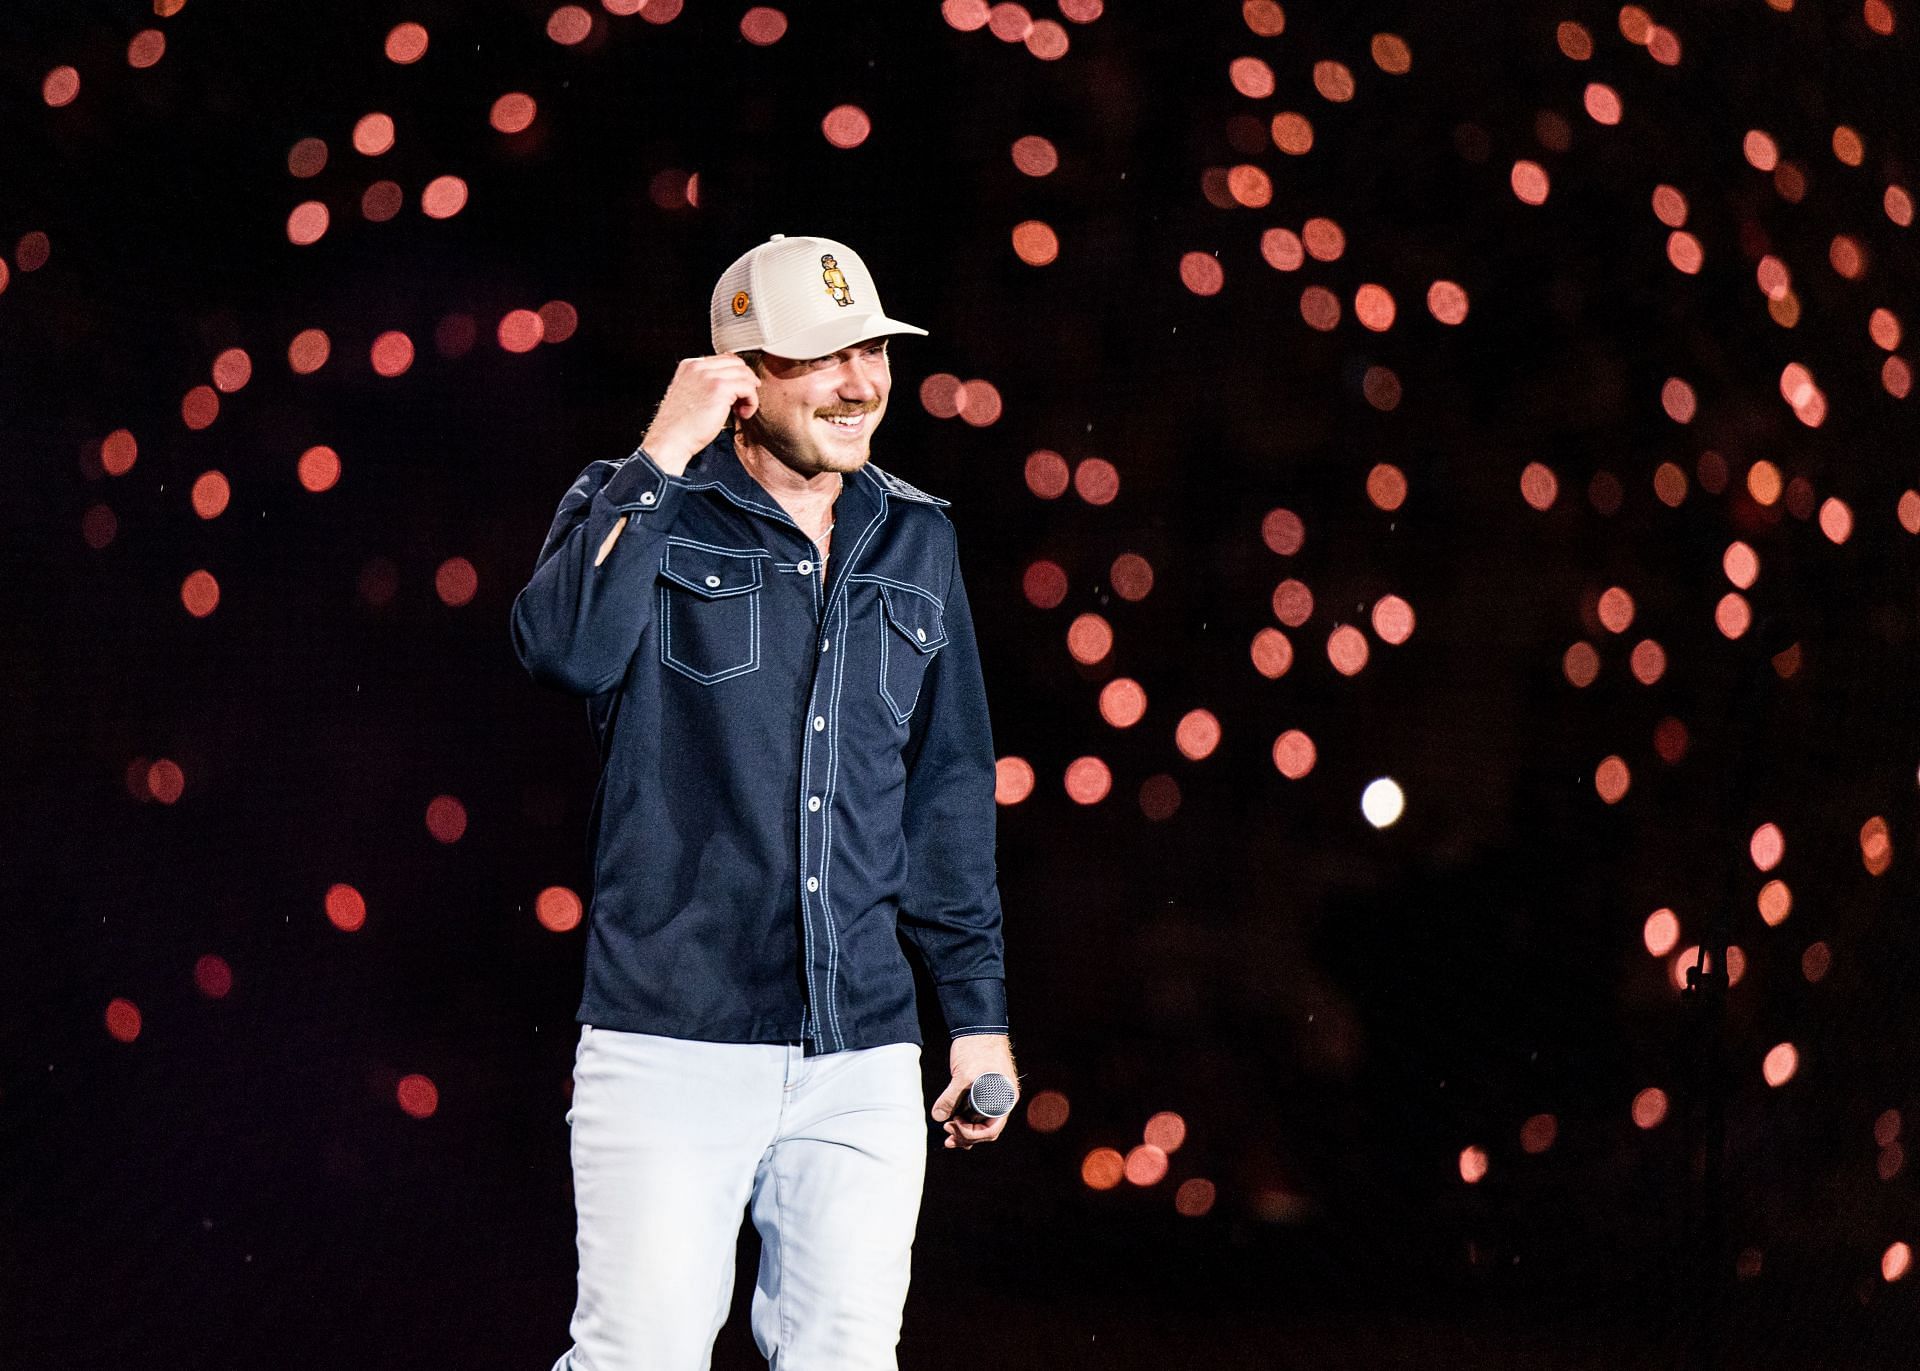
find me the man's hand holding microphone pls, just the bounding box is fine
[930,1034,1020,1151]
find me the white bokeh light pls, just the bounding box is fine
[1361,777,1405,828]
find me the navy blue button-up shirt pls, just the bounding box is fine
[510,428,1008,1055]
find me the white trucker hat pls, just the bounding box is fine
[710,233,929,360]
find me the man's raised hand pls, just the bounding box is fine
[638,353,762,475]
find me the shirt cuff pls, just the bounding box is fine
[936,978,1008,1040]
[601,445,684,514]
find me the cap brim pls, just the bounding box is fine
[758,313,929,360]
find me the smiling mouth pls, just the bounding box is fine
[819,411,873,436]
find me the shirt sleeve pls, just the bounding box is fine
[509,446,688,696]
[896,525,1010,1041]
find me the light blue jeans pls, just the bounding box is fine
[549,1025,927,1371]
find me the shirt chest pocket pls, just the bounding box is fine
[657,542,766,684]
[875,584,948,724]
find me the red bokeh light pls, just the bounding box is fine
[536,886,584,933]
[106,998,142,1043]
[326,883,367,932]
[397,1074,440,1119]
[194,954,234,999]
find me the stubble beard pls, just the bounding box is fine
[738,408,878,479]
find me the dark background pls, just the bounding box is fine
[4,1,1918,1366]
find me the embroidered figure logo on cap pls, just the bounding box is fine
[731,290,751,316]
[821,254,854,308]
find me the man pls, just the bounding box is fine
[510,233,1016,1370]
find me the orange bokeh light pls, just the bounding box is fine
[491,93,538,134]
[536,886,584,932]
[1073,458,1118,504]
[1758,880,1792,926]
[1251,628,1294,679]
[1098,678,1147,729]
[1261,508,1305,554]
[1644,908,1680,956]
[1270,112,1313,155]
[819,105,872,152]
[1082,1147,1125,1190]
[1459,1146,1489,1184]
[1176,710,1222,761]
[1327,625,1369,676]
[1272,579,1313,627]
[422,175,469,218]
[1067,613,1113,665]
[191,471,230,519]
[1272,729,1316,779]
[1064,757,1112,805]
[1632,1088,1669,1129]
[1595,756,1631,804]
[995,756,1035,805]
[1229,56,1275,99]
[147,758,185,804]
[1511,160,1550,205]
[1026,1090,1069,1132]
[1011,220,1059,266]
[498,309,545,353]
[1367,464,1407,510]
[1175,1178,1216,1216]
[1110,553,1154,601]
[1427,280,1469,324]
[1124,1144,1170,1186]
[1371,596,1415,645]
[385,22,429,63]
[371,331,415,376]
[287,201,330,245]
[289,328,331,373]
[1022,561,1067,609]
[436,557,478,608]
[102,429,138,476]
[43,66,80,108]
[1144,1111,1187,1152]
[180,569,220,618]
[212,347,252,393]
[1520,462,1558,510]
[298,445,342,493]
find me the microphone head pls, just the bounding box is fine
[966,1071,1017,1120]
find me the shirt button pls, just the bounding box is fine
[813,715,825,731]
[639,491,656,505]
[798,560,813,574]
[820,638,830,653]
[806,876,819,892]
[916,627,927,642]
[704,574,721,588]
[807,796,820,812]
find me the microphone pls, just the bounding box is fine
[951,1071,1017,1125]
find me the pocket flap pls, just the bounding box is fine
[878,586,948,654]
[659,543,765,598]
